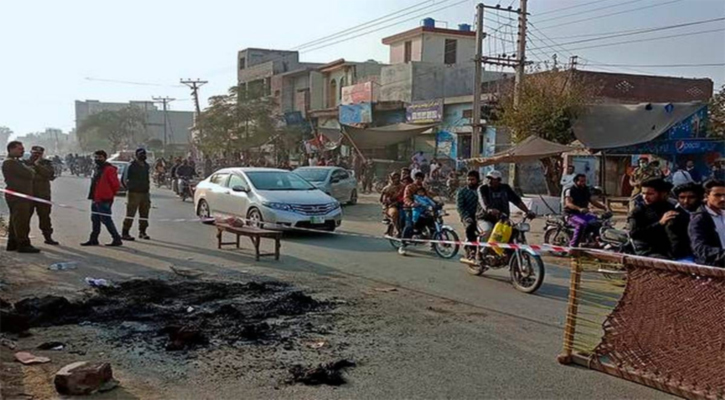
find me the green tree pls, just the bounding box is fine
[495,71,596,195]
[709,84,725,137]
[77,106,147,152]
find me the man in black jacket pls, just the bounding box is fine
[688,180,725,267]
[627,178,675,259]
[122,148,151,240]
[665,183,703,262]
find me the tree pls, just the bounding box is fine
[495,70,597,195]
[0,126,12,150]
[77,107,147,152]
[709,84,725,137]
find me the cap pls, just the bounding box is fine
[136,148,147,155]
[31,146,45,152]
[486,170,503,180]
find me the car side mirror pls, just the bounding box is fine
[231,185,248,193]
[330,178,340,184]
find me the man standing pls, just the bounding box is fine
[81,150,122,247]
[685,160,702,183]
[688,180,725,267]
[629,157,656,211]
[666,183,703,262]
[2,141,39,253]
[671,163,695,188]
[122,148,151,241]
[627,178,675,259]
[457,170,481,260]
[362,160,374,194]
[27,146,59,245]
[559,165,576,210]
[478,170,535,240]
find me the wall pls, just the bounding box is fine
[420,33,475,65]
[378,63,413,103]
[237,50,299,84]
[388,37,423,64]
[309,71,325,110]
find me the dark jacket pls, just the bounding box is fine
[688,205,725,267]
[88,163,120,203]
[478,184,522,222]
[628,201,674,258]
[2,158,35,201]
[125,160,150,193]
[456,186,479,222]
[27,159,55,200]
[664,205,694,260]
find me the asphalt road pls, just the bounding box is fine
[1,174,668,399]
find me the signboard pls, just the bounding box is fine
[407,99,443,124]
[606,139,724,156]
[339,102,372,124]
[435,130,457,160]
[341,82,373,105]
[666,106,708,140]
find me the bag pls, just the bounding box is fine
[487,221,513,256]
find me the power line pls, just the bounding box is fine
[535,0,648,24]
[557,27,725,52]
[583,62,725,68]
[535,0,683,30]
[536,0,615,16]
[85,77,184,88]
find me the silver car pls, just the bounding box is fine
[109,161,129,196]
[194,168,342,231]
[294,166,358,205]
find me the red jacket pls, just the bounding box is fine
[89,163,120,202]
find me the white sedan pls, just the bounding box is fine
[193,168,342,231]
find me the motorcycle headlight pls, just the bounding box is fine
[262,202,291,211]
[517,222,531,232]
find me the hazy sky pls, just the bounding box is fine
[1,0,724,137]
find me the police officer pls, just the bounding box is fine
[2,141,40,253]
[122,148,151,240]
[27,146,59,245]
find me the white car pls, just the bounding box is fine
[193,168,342,231]
[294,166,358,205]
[109,161,129,196]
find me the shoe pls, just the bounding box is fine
[17,246,41,254]
[106,240,123,247]
[44,235,59,245]
[121,234,135,241]
[398,246,407,256]
[138,232,150,240]
[6,242,18,252]
[80,240,100,246]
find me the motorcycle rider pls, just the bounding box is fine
[478,170,535,241]
[380,172,405,236]
[176,159,196,197]
[666,183,703,262]
[564,174,610,247]
[170,157,182,194]
[627,178,675,259]
[399,171,429,256]
[457,170,480,259]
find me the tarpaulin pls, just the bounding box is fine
[466,135,581,166]
[573,102,705,150]
[343,123,435,150]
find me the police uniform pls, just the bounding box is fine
[2,153,36,251]
[27,146,58,244]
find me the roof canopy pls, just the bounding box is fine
[466,136,581,166]
[573,102,705,150]
[320,123,434,150]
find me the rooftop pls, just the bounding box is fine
[382,26,476,45]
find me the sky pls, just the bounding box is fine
[1,0,724,138]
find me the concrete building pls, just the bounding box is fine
[237,48,323,97]
[75,100,195,146]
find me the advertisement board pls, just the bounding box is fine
[341,82,373,105]
[407,99,443,124]
[339,102,372,124]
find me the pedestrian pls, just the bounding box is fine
[2,141,40,253]
[627,178,675,259]
[362,160,374,193]
[671,163,695,188]
[204,156,213,178]
[81,150,123,247]
[628,157,657,212]
[685,160,702,183]
[122,148,151,241]
[27,146,59,245]
[688,179,725,267]
[559,165,576,210]
[666,183,703,262]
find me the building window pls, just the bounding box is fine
[404,41,412,63]
[328,79,337,108]
[239,57,246,70]
[444,39,457,64]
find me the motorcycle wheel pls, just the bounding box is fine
[510,251,545,294]
[543,228,570,257]
[386,224,402,250]
[433,228,460,259]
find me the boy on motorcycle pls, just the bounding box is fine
[564,174,610,247]
[399,171,429,255]
[478,170,536,241]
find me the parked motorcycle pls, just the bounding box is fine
[462,215,545,294]
[384,204,460,259]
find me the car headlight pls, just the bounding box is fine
[262,202,291,211]
[330,201,341,210]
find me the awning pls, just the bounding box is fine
[318,127,343,143]
[573,102,705,150]
[343,123,435,149]
[466,136,582,166]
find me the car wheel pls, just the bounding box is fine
[347,189,358,205]
[197,200,214,225]
[247,207,264,228]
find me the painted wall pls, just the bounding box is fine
[388,37,423,64]
[309,71,325,111]
[420,33,476,65]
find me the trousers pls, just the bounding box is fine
[30,202,53,235]
[123,192,150,233]
[7,200,32,249]
[90,201,121,241]
[569,213,597,247]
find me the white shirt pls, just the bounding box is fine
[671,170,694,187]
[411,167,421,180]
[560,173,576,194]
[412,153,426,165]
[705,206,725,248]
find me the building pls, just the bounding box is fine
[14,128,72,155]
[237,48,324,97]
[75,100,195,147]
[573,70,713,104]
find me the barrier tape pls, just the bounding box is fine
[1,187,570,254]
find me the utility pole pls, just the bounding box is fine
[513,0,528,109]
[569,55,578,70]
[152,96,175,147]
[180,79,208,159]
[471,3,485,160]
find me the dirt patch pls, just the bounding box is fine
[288,359,356,386]
[2,279,332,351]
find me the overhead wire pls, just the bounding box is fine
[536,0,615,17]
[535,0,683,30]
[551,27,725,53]
[535,0,648,24]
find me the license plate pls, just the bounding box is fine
[310,216,326,224]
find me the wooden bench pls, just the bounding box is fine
[216,223,282,261]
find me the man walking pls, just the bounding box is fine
[122,148,151,241]
[27,146,59,245]
[81,150,123,247]
[689,180,725,267]
[2,141,40,253]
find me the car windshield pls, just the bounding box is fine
[245,171,316,191]
[294,168,330,182]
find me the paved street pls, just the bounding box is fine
[1,175,667,399]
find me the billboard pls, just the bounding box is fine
[339,102,372,124]
[407,99,443,124]
[341,82,373,105]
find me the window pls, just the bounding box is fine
[211,173,230,186]
[332,170,349,181]
[404,41,412,63]
[328,79,338,108]
[239,57,246,70]
[444,39,457,64]
[228,174,249,191]
[245,171,315,191]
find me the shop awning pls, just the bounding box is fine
[466,135,581,166]
[343,123,435,149]
[573,102,705,150]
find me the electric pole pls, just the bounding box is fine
[180,79,208,159]
[471,3,485,159]
[569,55,578,70]
[513,0,528,109]
[152,96,175,147]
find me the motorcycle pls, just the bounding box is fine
[178,177,195,202]
[462,215,545,294]
[155,172,169,189]
[384,204,460,259]
[544,212,633,253]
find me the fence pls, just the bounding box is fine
[558,250,725,400]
